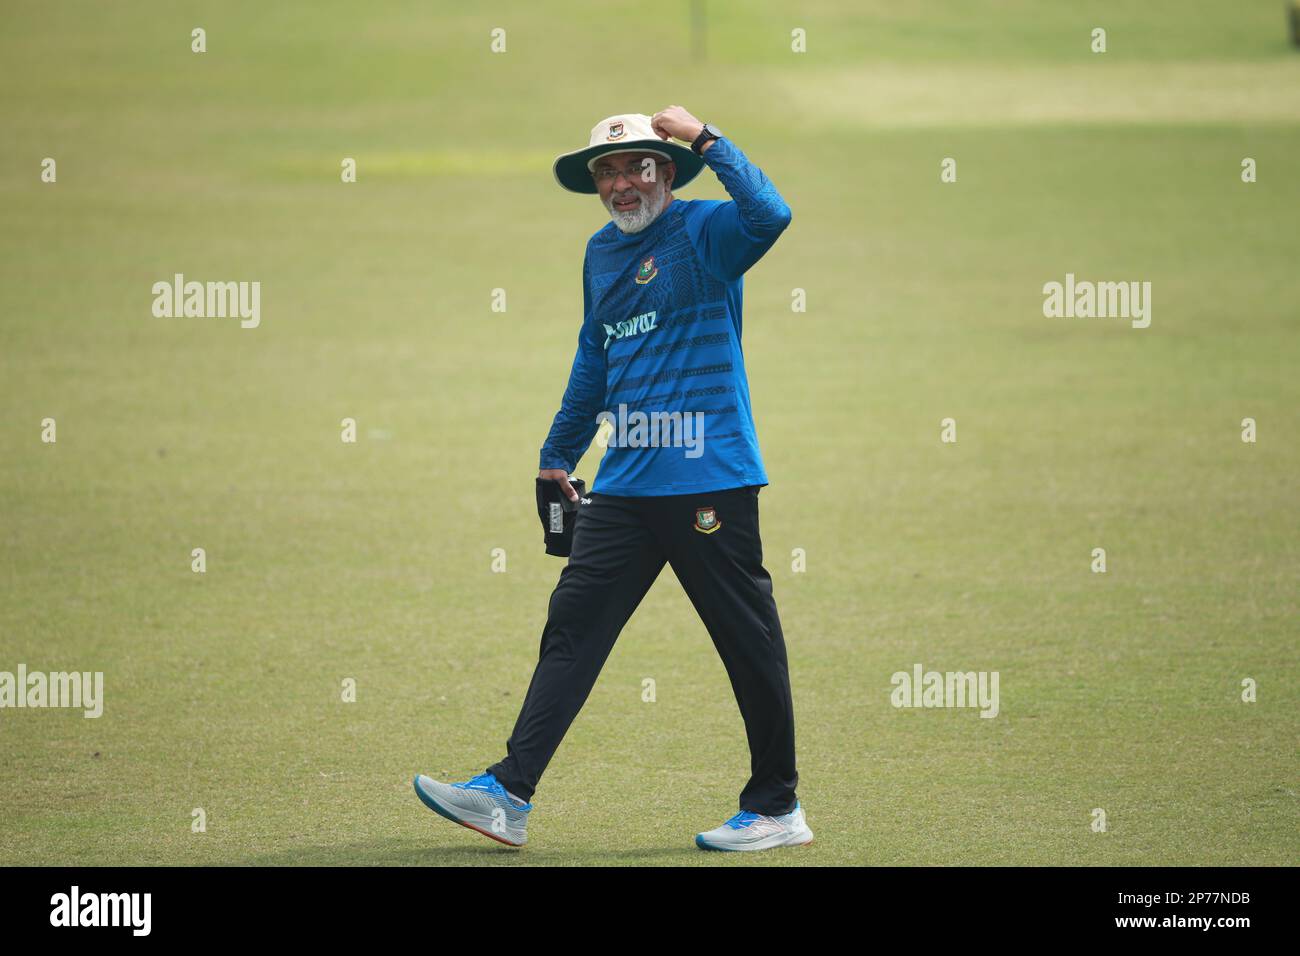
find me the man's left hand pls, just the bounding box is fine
[651,106,705,145]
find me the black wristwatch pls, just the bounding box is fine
[691,123,723,155]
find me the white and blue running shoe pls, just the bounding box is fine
[695,802,813,852]
[413,771,532,847]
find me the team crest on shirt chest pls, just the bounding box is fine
[634,255,658,285]
[693,506,721,534]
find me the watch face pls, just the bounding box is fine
[695,124,721,153]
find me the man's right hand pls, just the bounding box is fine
[539,469,580,502]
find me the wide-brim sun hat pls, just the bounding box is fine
[553,113,706,195]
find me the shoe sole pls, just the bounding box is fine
[695,828,815,852]
[412,775,526,847]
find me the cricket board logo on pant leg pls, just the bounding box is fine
[693,506,721,534]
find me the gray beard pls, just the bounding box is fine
[604,178,667,234]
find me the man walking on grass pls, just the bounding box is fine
[415,106,810,852]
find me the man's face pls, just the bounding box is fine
[593,150,674,234]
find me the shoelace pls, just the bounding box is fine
[453,772,498,792]
[454,773,529,810]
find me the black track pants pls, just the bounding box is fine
[487,485,799,816]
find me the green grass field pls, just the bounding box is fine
[1,1,1296,866]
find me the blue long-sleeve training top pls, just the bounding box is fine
[539,136,792,496]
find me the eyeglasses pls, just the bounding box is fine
[591,160,666,183]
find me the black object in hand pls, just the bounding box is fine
[536,476,587,557]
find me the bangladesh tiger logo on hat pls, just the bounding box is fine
[606,122,625,140]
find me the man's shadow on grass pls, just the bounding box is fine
[236,840,712,866]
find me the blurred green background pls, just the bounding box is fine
[0,1,1296,865]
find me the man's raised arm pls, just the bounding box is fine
[692,135,793,282]
[649,105,792,283]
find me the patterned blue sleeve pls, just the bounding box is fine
[538,249,606,473]
[689,137,792,282]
